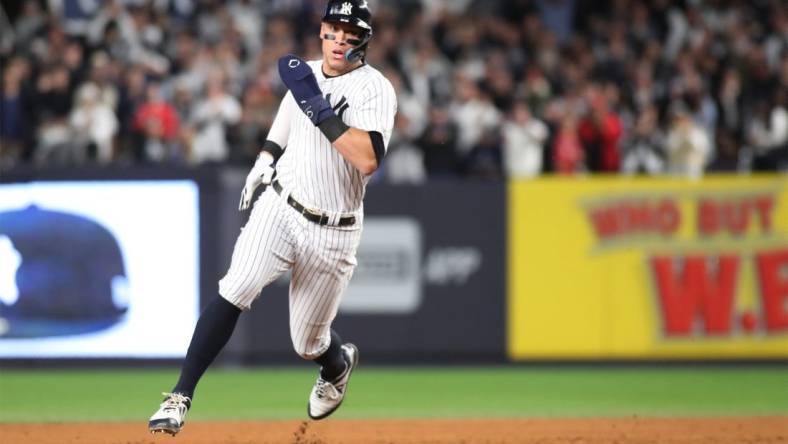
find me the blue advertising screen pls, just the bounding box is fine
[0,181,199,358]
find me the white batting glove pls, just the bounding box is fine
[239,151,275,211]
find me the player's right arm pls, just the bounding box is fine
[239,91,294,211]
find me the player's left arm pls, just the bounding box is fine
[330,81,396,175]
[328,128,380,175]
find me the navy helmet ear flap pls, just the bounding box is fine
[344,33,371,62]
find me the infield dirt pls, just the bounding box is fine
[1,417,786,443]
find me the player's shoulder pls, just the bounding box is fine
[357,64,396,98]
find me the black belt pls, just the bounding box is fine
[272,181,356,227]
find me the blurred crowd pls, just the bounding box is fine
[0,0,786,181]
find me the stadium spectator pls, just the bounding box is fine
[517,67,552,119]
[717,68,743,134]
[383,113,427,184]
[621,105,665,176]
[115,65,148,162]
[463,127,504,180]
[665,105,712,179]
[13,1,46,50]
[0,0,785,176]
[707,127,742,173]
[552,114,584,175]
[748,89,788,171]
[502,100,548,179]
[383,70,427,184]
[578,85,623,173]
[69,82,119,163]
[189,73,242,164]
[32,64,74,165]
[450,74,502,165]
[84,52,121,113]
[418,104,460,177]
[132,82,181,163]
[0,57,30,168]
[236,72,279,163]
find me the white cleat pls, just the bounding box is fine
[308,343,359,420]
[148,392,191,436]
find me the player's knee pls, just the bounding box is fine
[291,338,325,360]
[297,349,322,360]
[293,345,321,360]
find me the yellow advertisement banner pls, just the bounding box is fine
[508,175,788,359]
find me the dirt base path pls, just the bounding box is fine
[2,417,785,444]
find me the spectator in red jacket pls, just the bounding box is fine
[553,115,584,174]
[578,86,623,173]
[132,82,181,162]
[133,82,179,141]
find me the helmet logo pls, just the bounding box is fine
[338,2,353,15]
[288,59,300,68]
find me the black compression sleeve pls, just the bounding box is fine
[369,131,385,167]
[173,296,241,398]
[260,140,284,162]
[318,115,350,142]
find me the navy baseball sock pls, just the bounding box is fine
[173,296,241,399]
[315,329,347,382]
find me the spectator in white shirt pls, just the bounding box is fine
[665,105,712,178]
[502,100,548,179]
[189,75,242,164]
[450,74,501,157]
[70,82,119,163]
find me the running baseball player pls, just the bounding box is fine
[148,0,395,435]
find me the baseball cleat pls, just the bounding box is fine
[148,392,191,436]
[308,343,359,420]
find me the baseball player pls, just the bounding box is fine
[148,0,396,436]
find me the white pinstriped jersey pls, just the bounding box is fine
[218,59,396,359]
[268,60,397,214]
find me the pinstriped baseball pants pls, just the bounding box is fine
[218,187,361,359]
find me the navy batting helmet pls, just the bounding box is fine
[322,0,373,62]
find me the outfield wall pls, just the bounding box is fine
[0,167,785,363]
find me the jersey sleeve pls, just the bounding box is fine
[351,76,398,154]
[267,91,295,148]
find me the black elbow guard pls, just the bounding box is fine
[369,131,385,167]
